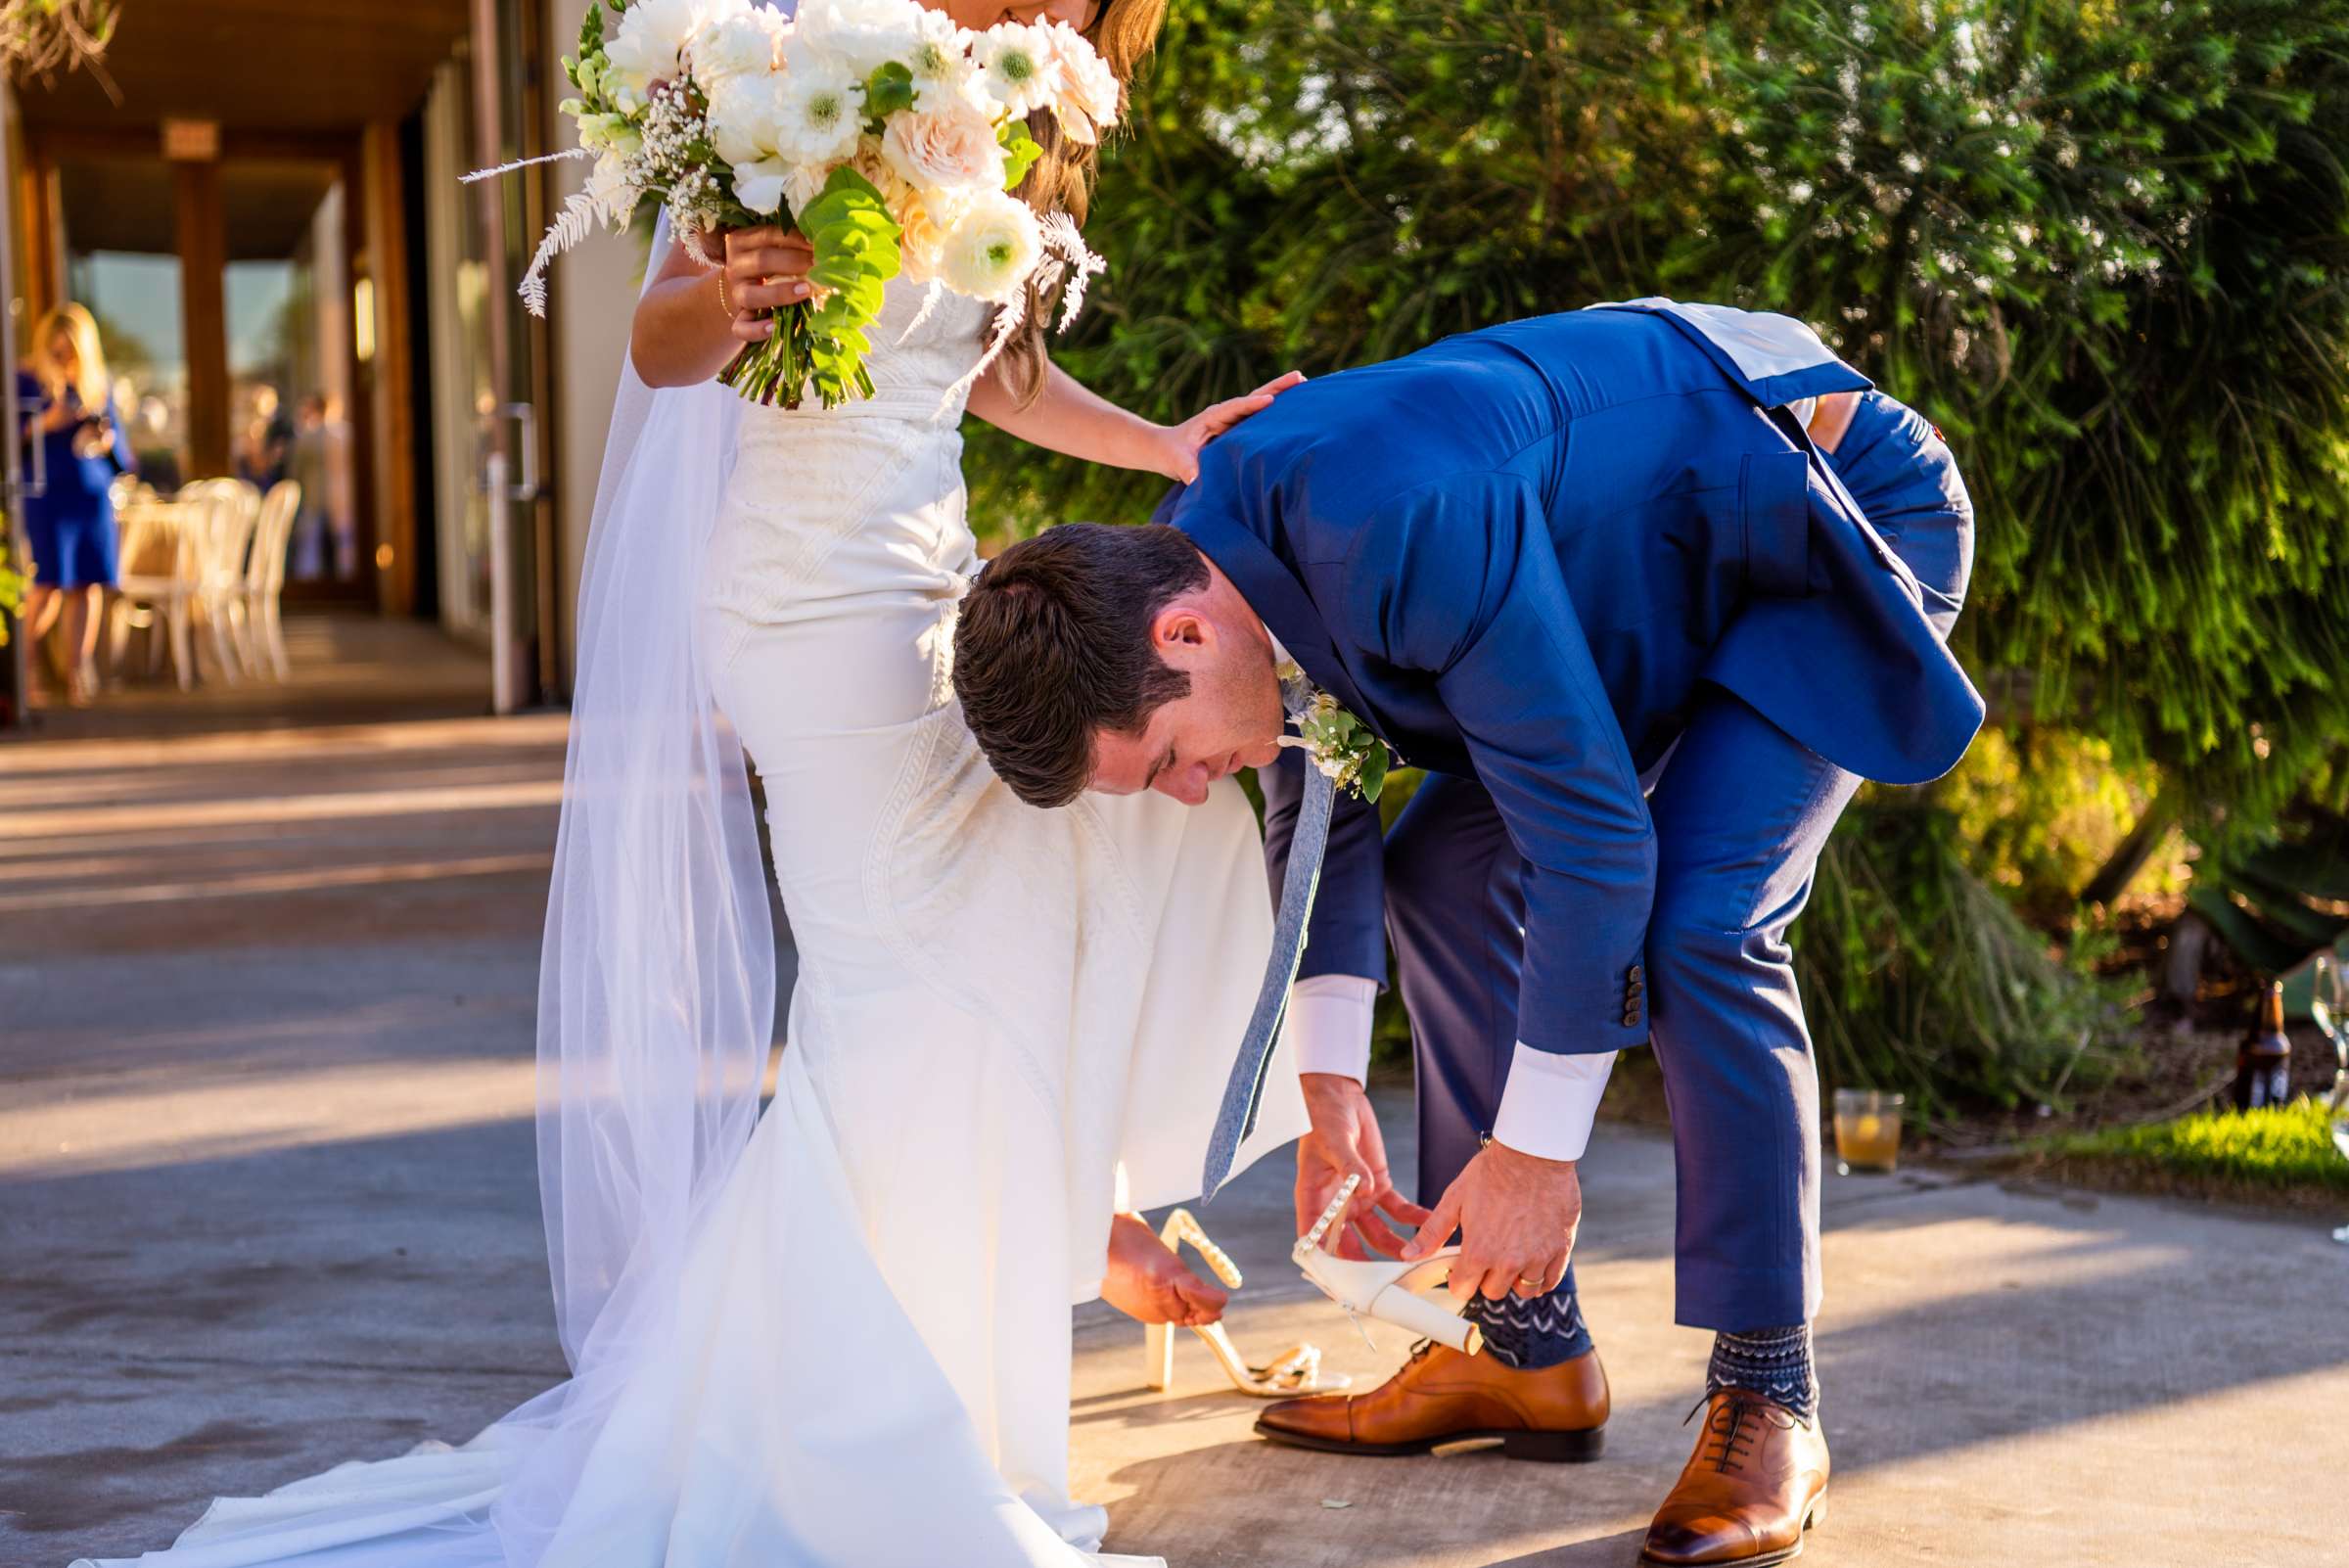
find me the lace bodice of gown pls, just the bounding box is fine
[760,278,993,422]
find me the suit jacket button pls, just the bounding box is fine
[1628,963,1644,984]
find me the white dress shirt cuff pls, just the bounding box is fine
[1285,974,1379,1082]
[1491,1043,1616,1163]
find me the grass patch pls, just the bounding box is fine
[2044,1098,2349,1208]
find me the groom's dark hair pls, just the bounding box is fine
[954,523,1210,808]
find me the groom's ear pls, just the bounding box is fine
[1150,601,1216,666]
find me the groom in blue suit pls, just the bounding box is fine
[952,300,1977,1566]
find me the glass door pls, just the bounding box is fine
[54,154,191,491]
[38,138,371,599]
[221,159,364,587]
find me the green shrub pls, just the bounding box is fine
[1795,798,2135,1118]
[963,0,2349,1107]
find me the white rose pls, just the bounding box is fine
[781,162,833,216]
[794,0,925,81]
[606,0,750,95]
[971,22,1060,119]
[731,157,796,215]
[940,188,1042,303]
[880,93,1004,201]
[1036,21,1119,144]
[706,72,784,166]
[690,8,786,89]
[770,59,866,165]
[851,136,917,209]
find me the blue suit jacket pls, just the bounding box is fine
[1155,302,1983,1056]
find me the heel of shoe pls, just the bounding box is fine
[1804,1492,1827,1530]
[1144,1320,1174,1392]
[1498,1425,1605,1464]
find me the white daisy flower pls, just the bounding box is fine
[972,23,1059,119]
[905,7,974,95]
[770,57,866,165]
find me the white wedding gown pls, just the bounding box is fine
[72,281,1303,1568]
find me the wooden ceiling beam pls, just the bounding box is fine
[18,1,475,131]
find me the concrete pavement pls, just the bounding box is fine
[5,622,2345,1567]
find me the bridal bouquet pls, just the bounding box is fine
[488,0,1120,409]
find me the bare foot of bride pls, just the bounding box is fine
[1101,1212,1229,1326]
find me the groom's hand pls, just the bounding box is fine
[1296,1074,1430,1260]
[1405,1142,1582,1303]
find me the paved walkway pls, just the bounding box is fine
[4,626,2344,1567]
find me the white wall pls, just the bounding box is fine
[544,0,644,698]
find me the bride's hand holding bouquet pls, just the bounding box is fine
[487,0,1124,411]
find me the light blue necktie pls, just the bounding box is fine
[1199,681,1334,1202]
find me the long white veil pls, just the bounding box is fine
[493,210,770,1563]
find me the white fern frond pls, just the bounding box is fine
[671,208,723,271]
[517,189,611,317]
[462,147,595,185]
[1038,211,1106,334]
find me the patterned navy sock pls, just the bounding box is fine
[1464,1283,1594,1371]
[1707,1323,1818,1419]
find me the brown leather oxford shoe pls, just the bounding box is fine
[1639,1391,1829,1566]
[1253,1342,1607,1461]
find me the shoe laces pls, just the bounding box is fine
[1683,1392,1798,1474]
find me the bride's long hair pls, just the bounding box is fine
[994,0,1168,407]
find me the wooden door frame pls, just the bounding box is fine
[20,124,379,607]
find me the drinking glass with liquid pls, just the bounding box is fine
[1833,1087,1905,1175]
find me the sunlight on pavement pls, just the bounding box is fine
[0,1056,540,1179]
[0,853,552,911]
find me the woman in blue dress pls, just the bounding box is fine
[20,301,134,705]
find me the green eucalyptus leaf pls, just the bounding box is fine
[999,119,1043,191]
[864,62,917,123]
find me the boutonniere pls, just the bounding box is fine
[1279,685,1392,804]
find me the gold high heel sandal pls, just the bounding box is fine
[1143,1209,1350,1399]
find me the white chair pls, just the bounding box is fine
[182,479,261,682]
[108,501,201,691]
[233,479,300,680]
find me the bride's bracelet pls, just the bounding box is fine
[716,268,734,321]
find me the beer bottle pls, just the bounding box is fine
[2233,980,2292,1111]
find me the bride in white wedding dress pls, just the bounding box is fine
[70,6,1305,1567]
